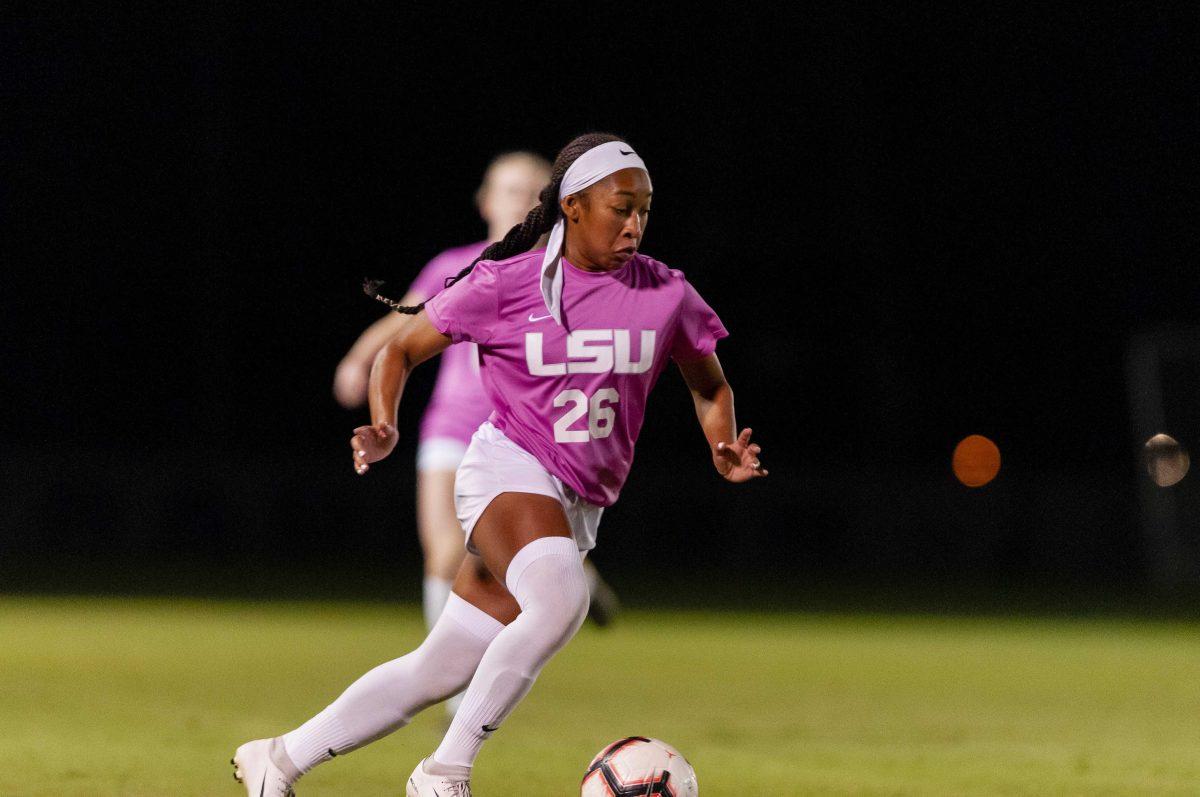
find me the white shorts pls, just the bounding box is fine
[455,422,603,554]
[417,437,470,472]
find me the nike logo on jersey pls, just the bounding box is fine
[526,329,656,375]
[619,149,634,155]
[528,311,555,322]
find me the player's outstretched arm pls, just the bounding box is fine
[350,311,451,475]
[677,353,767,483]
[333,290,425,408]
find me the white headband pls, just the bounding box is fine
[540,140,651,324]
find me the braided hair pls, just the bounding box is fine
[364,132,622,313]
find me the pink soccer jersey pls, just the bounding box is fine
[407,241,494,445]
[424,249,728,506]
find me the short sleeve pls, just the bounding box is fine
[407,253,453,302]
[423,260,502,344]
[670,280,729,362]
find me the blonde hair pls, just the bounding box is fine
[475,151,553,207]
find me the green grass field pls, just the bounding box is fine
[1,597,1198,795]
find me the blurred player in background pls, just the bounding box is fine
[331,153,620,714]
[233,133,765,796]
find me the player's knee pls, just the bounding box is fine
[557,563,590,638]
[522,572,587,654]
[506,537,588,647]
[541,557,589,634]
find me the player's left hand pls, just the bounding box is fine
[350,422,397,475]
[715,427,768,483]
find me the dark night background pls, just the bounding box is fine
[3,7,1198,606]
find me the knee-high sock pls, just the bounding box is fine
[432,536,588,770]
[444,686,465,718]
[422,575,466,717]
[281,593,504,774]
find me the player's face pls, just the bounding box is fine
[566,169,652,270]
[480,160,549,232]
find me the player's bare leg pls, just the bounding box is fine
[417,469,469,627]
[451,551,521,623]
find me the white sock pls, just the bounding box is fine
[423,575,453,630]
[282,593,504,773]
[424,575,465,717]
[432,537,587,770]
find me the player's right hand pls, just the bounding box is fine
[350,422,397,475]
[714,427,768,483]
[333,360,369,409]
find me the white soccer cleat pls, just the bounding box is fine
[231,738,298,797]
[406,758,473,796]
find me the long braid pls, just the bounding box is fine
[364,132,623,313]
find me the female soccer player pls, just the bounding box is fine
[332,153,619,697]
[233,133,766,797]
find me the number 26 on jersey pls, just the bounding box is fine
[553,388,619,443]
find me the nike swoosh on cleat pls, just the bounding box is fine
[619,149,633,155]
[528,312,554,322]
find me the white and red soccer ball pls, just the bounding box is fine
[581,736,698,796]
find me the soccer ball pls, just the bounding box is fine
[580,736,698,796]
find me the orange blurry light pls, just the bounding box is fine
[953,434,1001,487]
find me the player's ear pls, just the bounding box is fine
[561,193,583,224]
